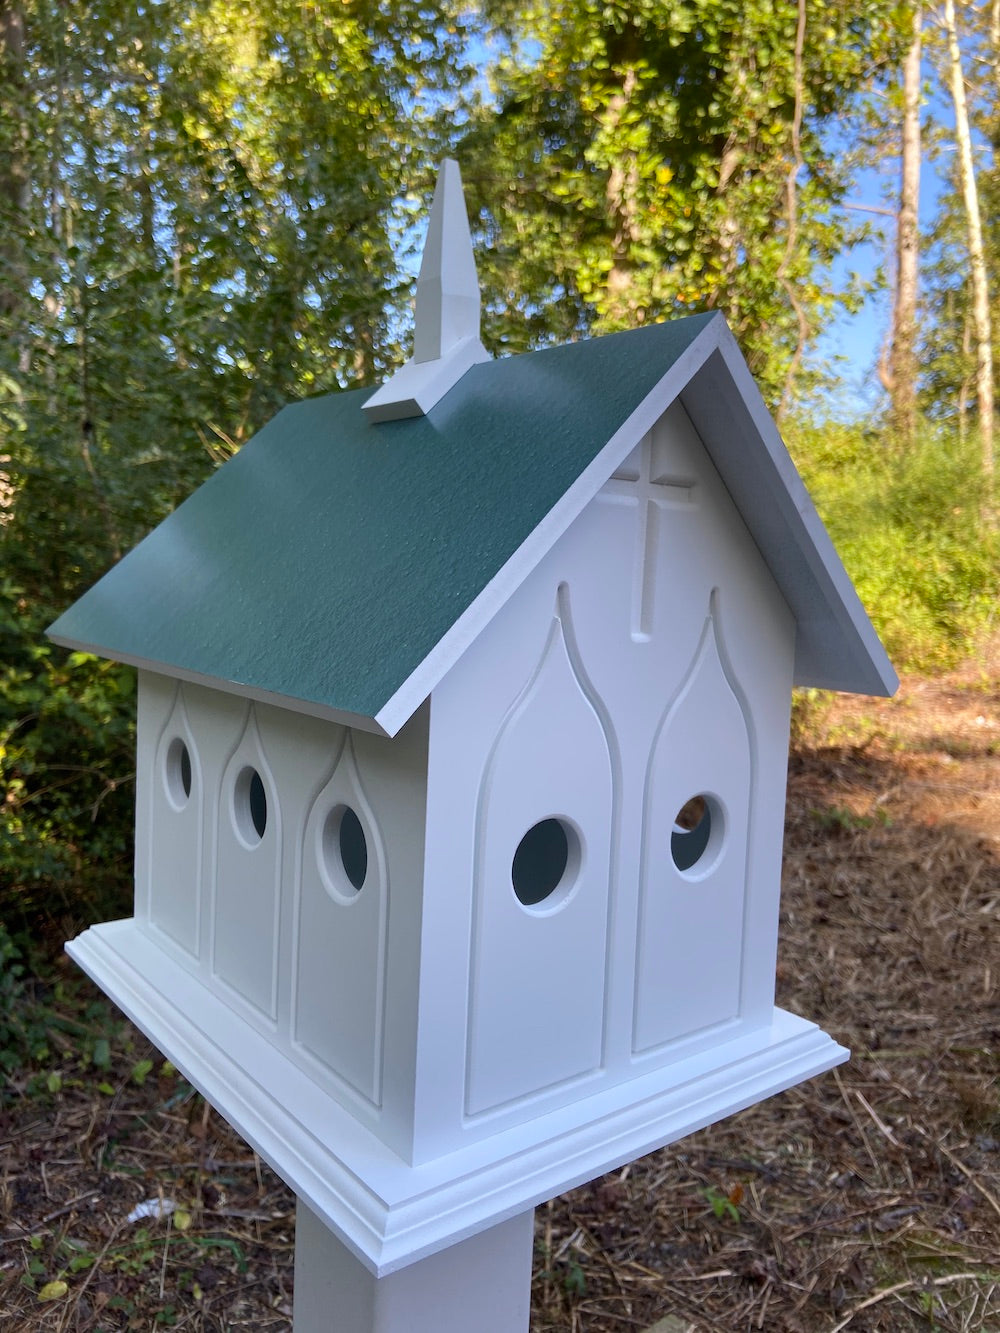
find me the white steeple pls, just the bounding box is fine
[363,160,490,423]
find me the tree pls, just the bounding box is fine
[774,0,809,423]
[880,4,923,446]
[462,0,905,407]
[939,0,994,504]
[0,1,28,351]
[0,0,467,594]
[0,0,468,932]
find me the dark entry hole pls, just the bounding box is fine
[670,795,713,872]
[338,807,368,892]
[235,766,268,844]
[512,818,574,907]
[248,771,267,840]
[165,737,192,807]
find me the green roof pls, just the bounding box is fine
[48,312,896,732]
[48,317,717,727]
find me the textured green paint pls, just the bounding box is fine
[47,315,715,719]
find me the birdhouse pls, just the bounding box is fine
[50,162,896,1319]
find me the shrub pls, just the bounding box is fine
[785,421,999,672]
[0,583,135,947]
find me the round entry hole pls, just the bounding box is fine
[512,818,579,908]
[235,767,268,844]
[670,795,718,873]
[164,738,192,808]
[323,805,368,894]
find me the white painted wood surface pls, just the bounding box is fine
[466,591,613,1114]
[61,158,898,1333]
[410,400,796,1161]
[134,398,798,1170]
[147,685,201,955]
[135,677,430,1159]
[295,732,389,1108]
[633,605,752,1052]
[67,917,846,1276]
[70,390,853,1294]
[411,159,483,365]
[293,1202,533,1333]
[363,160,489,422]
[214,708,282,1017]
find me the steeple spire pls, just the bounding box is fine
[412,159,482,364]
[363,160,489,422]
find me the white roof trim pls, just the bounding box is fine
[362,333,489,424]
[375,314,896,735]
[374,316,727,734]
[681,324,897,697]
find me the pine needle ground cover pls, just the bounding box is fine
[2,654,998,1332]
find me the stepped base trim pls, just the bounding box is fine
[68,919,847,1276]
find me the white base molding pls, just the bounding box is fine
[68,919,847,1277]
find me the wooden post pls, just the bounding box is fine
[292,1200,535,1333]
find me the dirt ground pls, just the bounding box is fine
[1,658,998,1332]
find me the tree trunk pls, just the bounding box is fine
[888,5,923,446]
[0,0,29,373]
[712,139,742,314]
[942,0,994,513]
[776,0,809,424]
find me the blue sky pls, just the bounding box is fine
[815,73,973,422]
[817,169,944,422]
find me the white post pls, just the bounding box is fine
[292,1200,535,1333]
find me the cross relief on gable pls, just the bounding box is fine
[599,430,697,641]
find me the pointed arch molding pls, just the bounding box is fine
[213,705,282,1020]
[466,582,618,1117]
[293,731,389,1108]
[633,589,756,1055]
[149,684,203,957]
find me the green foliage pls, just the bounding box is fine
[563,1259,586,1296]
[1,584,136,937]
[0,0,469,945]
[811,805,892,833]
[461,0,906,404]
[130,1057,155,1087]
[0,0,992,954]
[787,421,1000,671]
[0,921,40,1074]
[701,1184,741,1222]
[914,1,999,434]
[0,921,127,1094]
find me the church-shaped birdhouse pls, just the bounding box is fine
[51,162,896,1283]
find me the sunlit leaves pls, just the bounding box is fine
[464,0,906,402]
[0,0,469,927]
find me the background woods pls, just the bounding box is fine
[0,0,466,935]
[1,0,997,1027]
[0,4,998,1327]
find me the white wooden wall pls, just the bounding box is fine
[135,677,429,1160]
[131,397,796,1171]
[413,399,796,1161]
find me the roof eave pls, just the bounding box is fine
[679,327,898,698]
[45,630,392,737]
[373,314,730,735]
[377,314,897,732]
